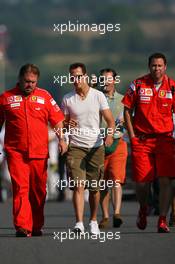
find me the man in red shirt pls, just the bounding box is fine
[0,64,67,237]
[122,53,175,233]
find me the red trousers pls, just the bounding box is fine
[7,150,47,232]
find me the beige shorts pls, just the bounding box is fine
[66,144,104,191]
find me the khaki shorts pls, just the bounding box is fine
[66,145,104,191]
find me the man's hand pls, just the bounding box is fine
[59,139,68,155]
[104,135,114,147]
[63,118,78,129]
[68,119,78,128]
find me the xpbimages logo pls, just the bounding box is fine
[53,230,121,243]
[53,178,121,191]
[53,20,121,35]
[53,73,120,86]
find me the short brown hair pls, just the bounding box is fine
[18,63,40,78]
[99,68,117,80]
[69,63,87,74]
[148,53,167,66]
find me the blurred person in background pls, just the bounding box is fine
[0,126,11,202]
[47,126,59,201]
[98,68,128,229]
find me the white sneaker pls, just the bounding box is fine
[89,220,100,235]
[73,222,85,234]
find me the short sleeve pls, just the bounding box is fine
[47,93,64,127]
[98,91,109,111]
[61,97,69,115]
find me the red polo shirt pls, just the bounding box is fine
[0,85,64,158]
[122,74,175,134]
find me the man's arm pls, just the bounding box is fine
[101,109,115,146]
[54,121,68,155]
[123,106,135,140]
[63,114,78,129]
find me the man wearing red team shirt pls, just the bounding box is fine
[122,53,175,233]
[0,64,67,237]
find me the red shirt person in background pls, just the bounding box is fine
[122,53,175,233]
[0,64,67,237]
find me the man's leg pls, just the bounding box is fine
[156,176,171,233]
[156,136,175,232]
[152,179,159,215]
[135,182,151,230]
[111,139,128,227]
[66,146,87,233]
[89,190,100,235]
[157,177,171,233]
[73,186,85,222]
[159,177,171,217]
[57,153,66,201]
[169,180,175,226]
[171,196,175,215]
[112,183,122,215]
[131,138,155,230]
[29,158,47,233]
[136,182,150,208]
[99,156,110,228]
[100,189,110,219]
[89,190,100,221]
[7,151,32,234]
[87,146,104,234]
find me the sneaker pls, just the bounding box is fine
[136,206,147,230]
[32,230,43,236]
[169,213,175,227]
[99,218,109,229]
[73,222,84,234]
[89,220,100,235]
[158,216,170,233]
[16,228,31,237]
[113,214,123,228]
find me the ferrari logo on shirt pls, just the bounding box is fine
[159,90,166,98]
[31,96,37,101]
[30,96,45,104]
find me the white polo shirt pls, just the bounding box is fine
[61,87,109,148]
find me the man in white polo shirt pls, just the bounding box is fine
[61,63,115,235]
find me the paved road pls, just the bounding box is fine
[0,199,174,264]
